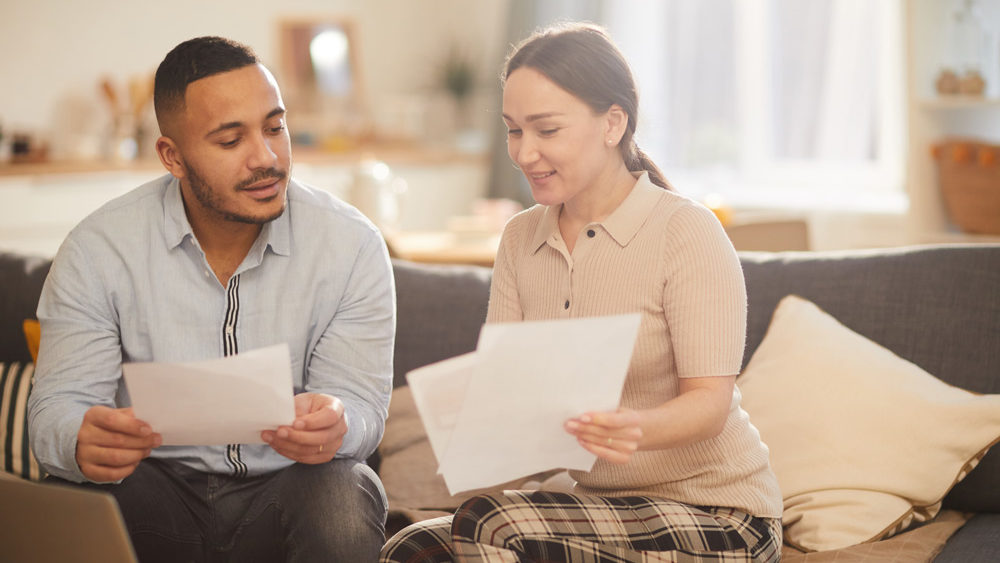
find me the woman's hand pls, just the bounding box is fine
[564,408,643,464]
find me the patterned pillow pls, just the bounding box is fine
[1,362,43,480]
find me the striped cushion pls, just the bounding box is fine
[1,362,43,480]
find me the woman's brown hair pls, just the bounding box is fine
[503,22,672,190]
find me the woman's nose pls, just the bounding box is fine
[512,137,539,168]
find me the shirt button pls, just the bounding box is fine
[225,326,234,335]
[564,300,570,309]
[587,229,596,238]
[204,270,211,277]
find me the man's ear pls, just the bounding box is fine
[605,104,628,146]
[155,136,186,179]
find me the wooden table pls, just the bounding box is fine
[387,230,500,268]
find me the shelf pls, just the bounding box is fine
[917,96,1000,109]
[917,230,1000,245]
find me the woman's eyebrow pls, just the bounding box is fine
[502,111,563,123]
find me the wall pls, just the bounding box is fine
[4,1,999,252]
[0,0,508,158]
[0,0,508,256]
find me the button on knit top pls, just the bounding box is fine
[486,172,783,518]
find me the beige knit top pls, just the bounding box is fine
[486,172,783,518]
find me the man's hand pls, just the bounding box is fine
[261,393,346,464]
[76,406,161,482]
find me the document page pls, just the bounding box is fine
[407,314,641,494]
[122,344,296,445]
[406,351,478,461]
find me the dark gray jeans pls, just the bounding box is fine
[49,457,387,562]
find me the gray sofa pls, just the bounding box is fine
[3,244,999,561]
[388,244,1000,561]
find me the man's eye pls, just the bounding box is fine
[219,138,239,148]
[506,129,522,137]
[539,128,559,136]
[268,125,286,134]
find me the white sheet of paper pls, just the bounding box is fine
[122,343,296,446]
[408,314,641,495]
[405,351,478,463]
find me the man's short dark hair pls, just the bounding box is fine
[154,36,260,130]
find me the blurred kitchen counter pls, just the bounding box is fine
[0,142,486,178]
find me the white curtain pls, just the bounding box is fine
[603,0,899,196]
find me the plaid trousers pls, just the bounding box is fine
[380,491,781,562]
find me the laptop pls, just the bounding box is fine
[0,473,137,563]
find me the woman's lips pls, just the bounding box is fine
[528,170,556,182]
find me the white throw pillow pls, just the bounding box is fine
[739,295,1000,552]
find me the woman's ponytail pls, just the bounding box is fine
[624,142,672,190]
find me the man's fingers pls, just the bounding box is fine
[76,441,150,482]
[76,406,160,482]
[292,393,344,431]
[78,459,143,483]
[79,420,161,451]
[84,405,155,437]
[263,393,349,463]
[269,415,347,450]
[265,433,343,464]
[79,443,148,468]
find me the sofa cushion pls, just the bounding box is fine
[781,510,970,563]
[391,259,491,389]
[1,362,43,480]
[739,294,1000,552]
[739,244,1000,512]
[380,385,489,510]
[933,513,1000,563]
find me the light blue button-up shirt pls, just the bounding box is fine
[28,174,395,483]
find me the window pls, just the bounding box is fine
[603,0,905,211]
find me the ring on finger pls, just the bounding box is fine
[318,444,324,454]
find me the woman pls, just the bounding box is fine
[381,22,782,562]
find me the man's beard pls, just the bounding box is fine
[185,162,289,225]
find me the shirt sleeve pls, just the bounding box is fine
[305,230,395,461]
[486,216,525,324]
[28,235,125,483]
[661,202,747,378]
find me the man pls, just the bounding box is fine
[27,36,394,561]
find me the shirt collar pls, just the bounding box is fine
[528,171,664,253]
[161,174,292,257]
[263,190,291,257]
